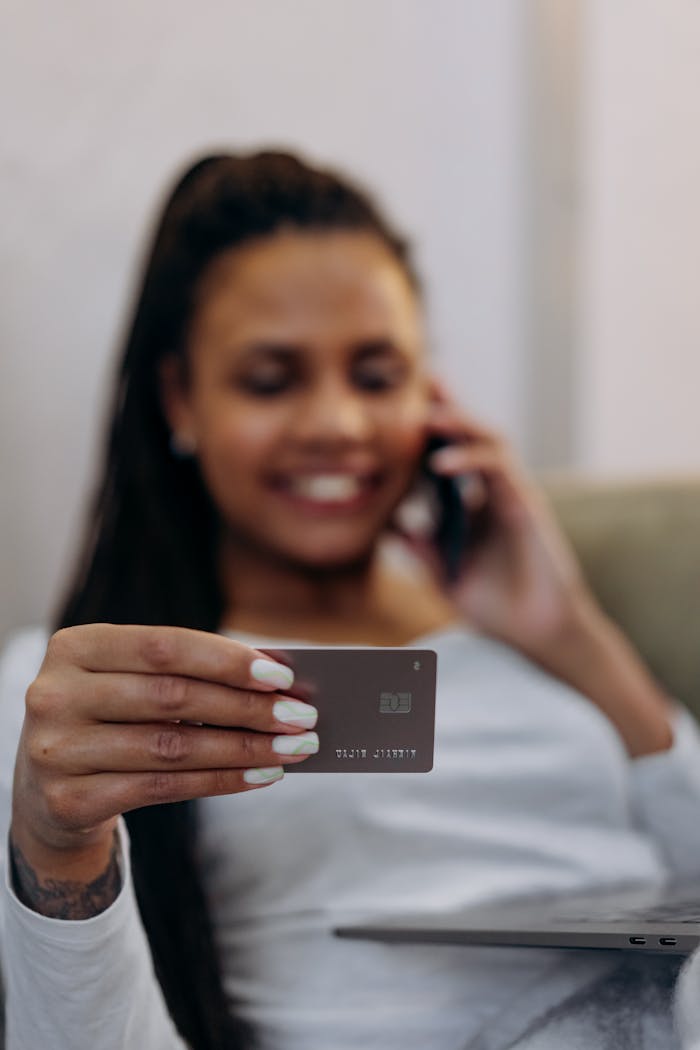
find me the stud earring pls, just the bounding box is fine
[169,432,198,457]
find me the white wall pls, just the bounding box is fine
[5,2,699,647]
[0,1,531,643]
[576,0,700,476]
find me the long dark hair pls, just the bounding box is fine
[53,150,419,1049]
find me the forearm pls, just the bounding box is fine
[9,819,121,919]
[2,820,187,1050]
[528,598,673,758]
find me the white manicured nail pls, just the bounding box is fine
[428,445,465,470]
[272,731,319,756]
[243,766,285,785]
[272,699,318,728]
[250,658,294,690]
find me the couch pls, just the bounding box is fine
[545,475,700,719]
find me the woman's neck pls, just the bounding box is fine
[217,534,459,645]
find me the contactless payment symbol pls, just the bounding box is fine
[379,691,412,714]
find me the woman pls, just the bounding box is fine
[1,151,700,1050]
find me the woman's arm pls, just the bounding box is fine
[8,821,122,919]
[423,381,674,758]
[0,630,187,1049]
[2,820,189,1050]
[520,596,673,758]
[420,393,700,882]
[1,623,316,1049]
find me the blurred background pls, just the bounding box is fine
[1,0,699,644]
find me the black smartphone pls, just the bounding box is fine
[420,436,471,582]
[421,436,493,582]
[394,437,487,581]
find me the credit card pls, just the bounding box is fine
[267,648,437,773]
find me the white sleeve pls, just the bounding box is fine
[0,629,187,1049]
[634,706,700,1047]
[675,948,700,1049]
[628,704,700,880]
[0,627,49,946]
[2,819,187,1050]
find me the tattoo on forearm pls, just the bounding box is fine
[9,831,122,920]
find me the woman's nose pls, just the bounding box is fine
[294,382,373,446]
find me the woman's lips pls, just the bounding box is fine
[268,471,383,512]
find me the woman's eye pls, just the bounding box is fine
[354,364,407,392]
[236,371,294,396]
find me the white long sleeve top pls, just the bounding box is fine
[2,623,700,1049]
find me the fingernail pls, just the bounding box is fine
[243,766,285,785]
[272,731,319,756]
[250,658,294,690]
[272,699,318,728]
[429,446,463,470]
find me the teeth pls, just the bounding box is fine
[289,474,364,502]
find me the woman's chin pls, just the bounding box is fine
[268,534,378,574]
[292,548,376,575]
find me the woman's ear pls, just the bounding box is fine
[158,354,196,447]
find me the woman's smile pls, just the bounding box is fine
[265,467,384,513]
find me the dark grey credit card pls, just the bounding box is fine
[267,648,437,772]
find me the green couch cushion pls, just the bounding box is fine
[544,477,700,720]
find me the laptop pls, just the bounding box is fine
[334,880,700,954]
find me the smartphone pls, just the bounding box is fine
[266,648,437,773]
[421,436,473,583]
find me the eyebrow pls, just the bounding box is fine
[233,343,303,363]
[234,338,405,360]
[353,339,404,356]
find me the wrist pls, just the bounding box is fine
[9,820,123,920]
[9,813,119,886]
[517,586,602,669]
